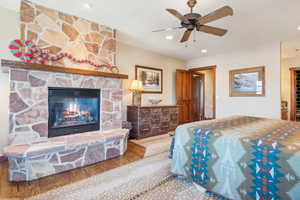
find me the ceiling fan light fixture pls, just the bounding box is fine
[165,35,174,40]
[201,49,208,53]
[83,3,92,9]
[163,2,233,43]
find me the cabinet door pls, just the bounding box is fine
[176,70,193,124]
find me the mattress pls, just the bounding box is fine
[170,116,300,200]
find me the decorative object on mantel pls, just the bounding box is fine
[135,65,163,93]
[9,39,119,73]
[1,59,128,79]
[129,80,144,106]
[229,66,265,97]
[149,99,162,105]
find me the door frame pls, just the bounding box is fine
[189,65,217,119]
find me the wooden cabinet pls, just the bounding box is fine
[127,105,179,139]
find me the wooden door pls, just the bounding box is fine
[176,70,193,124]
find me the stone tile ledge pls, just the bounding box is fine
[4,129,128,158]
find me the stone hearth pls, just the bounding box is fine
[4,129,129,181]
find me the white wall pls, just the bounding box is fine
[116,41,186,118]
[201,70,214,119]
[188,43,281,119]
[281,56,300,119]
[0,7,19,155]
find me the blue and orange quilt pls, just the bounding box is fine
[170,116,300,200]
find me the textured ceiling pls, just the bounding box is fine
[1,0,300,60]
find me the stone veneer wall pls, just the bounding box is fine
[9,69,123,145]
[20,0,116,72]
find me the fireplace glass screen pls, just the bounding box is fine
[48,87,100,138]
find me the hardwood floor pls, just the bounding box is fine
[0,142,144,199]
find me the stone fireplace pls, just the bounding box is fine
[48,87,100,138]
[3,65,129,181]
[9,68,123,145]
[2,0,129,182]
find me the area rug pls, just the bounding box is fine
[130,134,172,158]
[27,153,220,200]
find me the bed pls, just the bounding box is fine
[170,116,300,200]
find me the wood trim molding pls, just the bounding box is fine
[290,67,300,71]
[189,65,217,72]
[1,59,128,79]
[193,71,205,76]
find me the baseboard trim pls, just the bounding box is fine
[0,155,7,162]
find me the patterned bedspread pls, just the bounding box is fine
[170,116,300,200]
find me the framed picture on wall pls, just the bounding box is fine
[229,66,265,96]
[135,65,163,93]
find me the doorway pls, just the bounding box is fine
[190,66,216,120]
[192,73,205,121]
[176,66,216,124]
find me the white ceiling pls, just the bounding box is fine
[1,0,300,61]
[282,39,300,59]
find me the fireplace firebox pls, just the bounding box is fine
[48,87,100,138]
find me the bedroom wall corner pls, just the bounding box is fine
[188,42,281,119]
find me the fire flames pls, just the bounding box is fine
[59,103,94,125]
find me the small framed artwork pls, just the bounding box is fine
[229,66,265,97]
[135,65,163,93]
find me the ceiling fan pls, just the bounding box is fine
[154,0,234,43]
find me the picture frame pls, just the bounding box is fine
[135,65,163,93]
[229,66,265,97]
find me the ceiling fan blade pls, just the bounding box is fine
[152,27,183,33]
[181,30,193,43]
[197,6,233,25]
[197,25,228,36]
[166,9,190,24]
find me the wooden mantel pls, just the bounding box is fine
[1,59,128,79]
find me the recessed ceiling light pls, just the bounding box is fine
[165,35,174,40]
[83,3,92,9]
[201,49,208,53]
